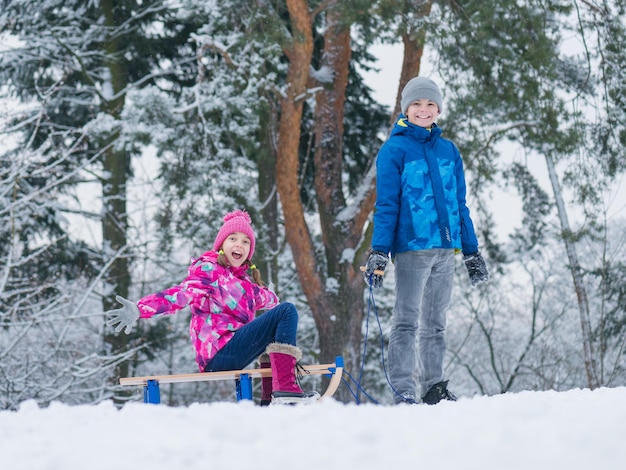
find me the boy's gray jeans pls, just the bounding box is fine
[388,249,455,403]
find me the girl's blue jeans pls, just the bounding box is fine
[204,302,299,372]
[388,249,455,402]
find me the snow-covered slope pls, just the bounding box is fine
[1,387,624,470]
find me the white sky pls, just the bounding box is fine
[1,386,624,470]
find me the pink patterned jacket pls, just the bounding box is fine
[136,250,279,371]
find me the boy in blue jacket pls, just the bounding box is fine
[364,77,489,405]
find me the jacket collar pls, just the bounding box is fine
[392,116,442,142]
[197,250,249,278]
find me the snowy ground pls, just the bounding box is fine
[1,387,625,470]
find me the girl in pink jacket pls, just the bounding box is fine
[107,210,318,405]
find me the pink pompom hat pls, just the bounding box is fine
[213,209,256,260]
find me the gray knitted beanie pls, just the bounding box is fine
[400,77,443,115]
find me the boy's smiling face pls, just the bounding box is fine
[221,232,251,267]
[406,99,440,128]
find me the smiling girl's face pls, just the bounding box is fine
[220,232,251,267]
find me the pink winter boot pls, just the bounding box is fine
[258,353,272,406]
[266,343,319,405]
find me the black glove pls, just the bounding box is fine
[464,251,489,286]
[363,251,388,289]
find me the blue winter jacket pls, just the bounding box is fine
[372,116,478,257]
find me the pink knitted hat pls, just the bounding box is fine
[213,210,256,260]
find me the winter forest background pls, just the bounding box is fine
[0,0,624,410]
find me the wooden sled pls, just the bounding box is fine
[120,356,344,405]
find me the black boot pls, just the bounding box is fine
[421,381,457,405]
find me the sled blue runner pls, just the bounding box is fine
[120,356,344,404]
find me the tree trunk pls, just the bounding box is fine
[311,8,365,395]
[101,0,132,391]
[275,0,325,325]
[275,2,373,400]
[254,96,280,288]
[394,1,434,118]
[545,153,599,389]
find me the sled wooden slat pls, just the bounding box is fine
[359,266,385,276]
[120,356,344,404]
